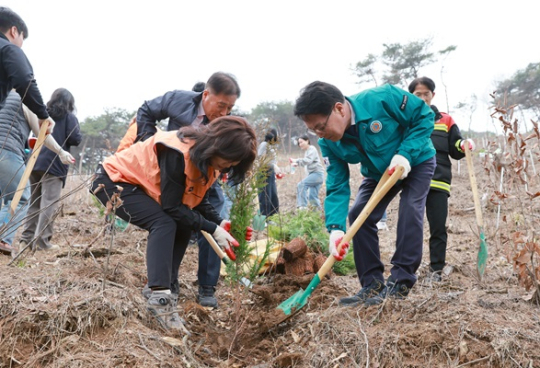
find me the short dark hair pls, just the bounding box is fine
[294,81,345,118]
[206,72,241,98]
[179,115,256,184]
[298,134,311,144]
[408,77,436,93]
[264,128,278,143]
[192,82,206,93]
[47,88,75,119]
[0,7,28,39]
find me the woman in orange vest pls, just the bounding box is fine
[91,116,257,332]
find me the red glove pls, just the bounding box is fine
[329,230,350,261]
[460,139,475,151]
[220,220,253,241]
[212,225,239,260]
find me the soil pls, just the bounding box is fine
[1,157,540,368]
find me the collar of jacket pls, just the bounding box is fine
[192,91,203,105]
[345,96,372,124]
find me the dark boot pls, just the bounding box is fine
[198,285,218,308]
[339,279,385,307]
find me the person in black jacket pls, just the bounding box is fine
[91,116,257,331]
[19,88,82,251]
[408,77,475,280]
[0,7,54,134]
[135,72,242,308]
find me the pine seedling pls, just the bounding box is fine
[224,149,273,284]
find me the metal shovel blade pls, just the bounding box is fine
[477,229,488,279]
[277,274,321,315]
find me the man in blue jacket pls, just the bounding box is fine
[0,7,54,134]
[294,81,436,306]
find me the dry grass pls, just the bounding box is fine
[0,155,540,367]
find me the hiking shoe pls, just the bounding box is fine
[364,278,411,306]
[427,270,442,283]
[339,279,385,307]
[142,280,180,301]
[38,243,60,251]
[142,284,152,300]
[0,241,14,255]
[147,291,186,331]
[198,285,218,308]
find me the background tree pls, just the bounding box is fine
[352,38,456,89]
[71,108,134,174]
[248,101,305,153]
[495,62,540,121]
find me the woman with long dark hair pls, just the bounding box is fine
[91,116,257,332]
[19,88,81,251]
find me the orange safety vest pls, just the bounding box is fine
[103,130,216,208]
[116,120,137,153]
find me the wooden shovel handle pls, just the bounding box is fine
[316,166,404,278]
[464,145,483,228]
[10,123,49,216]
[201,230,227,260]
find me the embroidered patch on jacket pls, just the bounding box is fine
[400,95,408,110]
[323,157,330,167]
[370,120,382,133]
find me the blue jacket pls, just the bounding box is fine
[319,84,435,232]
[136,90,203,141]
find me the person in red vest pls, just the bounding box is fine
[408,77,475,281]
[91,116,257,332]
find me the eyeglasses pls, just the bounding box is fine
[307,112,332,135]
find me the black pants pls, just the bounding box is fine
[425,189,449,272]
[91,172,190,289]
[196,181,223,287]
[258,167,279,217]
[349,157,435,288]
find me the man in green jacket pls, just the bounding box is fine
[294,81,436,306]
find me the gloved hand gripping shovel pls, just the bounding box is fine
[464,145,488,280]
[276,166,404,318]
[201,230,253,288]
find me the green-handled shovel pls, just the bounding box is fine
[464,144,488,280]
[277,166,404,317]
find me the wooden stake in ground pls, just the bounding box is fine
[464,144,488,280]
[10,122,49,216]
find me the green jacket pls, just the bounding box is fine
[319,84,435,232]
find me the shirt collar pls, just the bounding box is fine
[345,96,372,123]
[197,101,205,118]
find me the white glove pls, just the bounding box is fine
[39,117,55,135]
[460,139,475,151]
[389,154,411,179]
[58,150,76,165]
[212,225,239,252]
[329,230,349,261]
[273,164,282,175]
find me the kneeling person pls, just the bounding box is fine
[91,116,257,330]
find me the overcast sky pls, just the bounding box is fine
[5,0,538,133]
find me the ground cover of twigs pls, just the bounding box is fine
[1,156,540,367]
